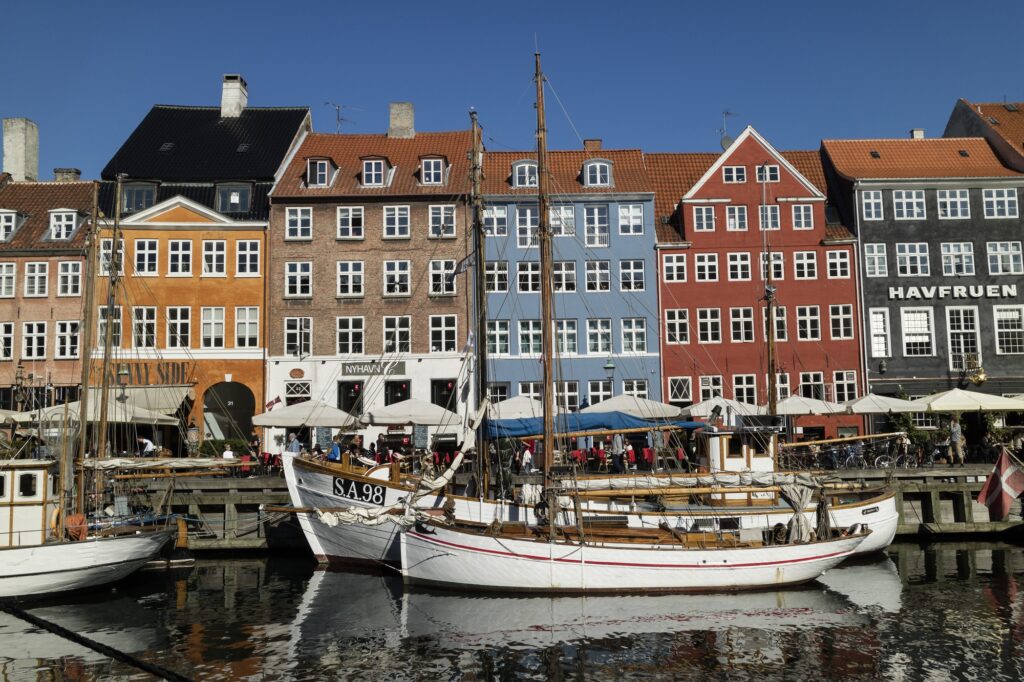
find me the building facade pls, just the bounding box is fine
[481,144,661,410]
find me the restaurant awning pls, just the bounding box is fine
[84,385,191,415]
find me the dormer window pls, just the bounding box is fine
[0,211,16,241]
[513,162,538,188]
[307,159,332,187]
[421,158,445,185]
[122,183,157,213]
[584,161,611,187]
[216,184,251,213]
[49,210,77,240]
[756,165,780,183]
[363,159,386,187]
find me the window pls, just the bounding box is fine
[830,304,854,340]
[24,262,48,297]
[938,189,970,219]
[589,380,612,405]
[517,206,538,248]
[0,212,14,241]
[56,321,79,359]
[122,184,156,213]
[987,242,1024,275]
[555,319,577,354]
[236,240,259,276]
[0,322,11,360]
[668,377,692,404]
[133,239,157,275]
[622,318,646,353]
[893,190,926,220]
[726,205,747,231]
[167,307,190,348]
[513,162,538,188]
[484,206,507,236]
[827,251,850,278]
[383,205,410,239]
[587,318,611,354]
[693,206,715,232]
[792,205,814,230]
[834,371,857,402]
[383,316,411,353]
[584,205,609,247]
[910,397,939,429]
[421,158,444,185]
[761,252,784,281]
[896,243,930,276]
[99,238,124,276]
[555,381,580,412]
[307,159,331,187]
[336,207,364,239]
[756,165,780,183]
[49,211,76,240]
[133,307,156,348]
[619,259,645,291]
[585,161,610,186]
[995,306,1024,355]
[775,373,791,401]
[429,205,456,238]
[286,207,312,240]
[0,263,14,296]
[941,242,974,276]
[362,159,385,186]
[699,375,723,401]
[794,251,817,280]
[336,317,364,354]
[586,260,610,291]
[902,307,935,356]
[485,261,508,293]
[799,372,825,400]
[730,307,754,343]
[217,184,251,212]
[623,379,648,399]
[797,305,820,341]
[487,320,510,356]
[22,321,46,359]
[488,383,510,403]
[202,240,226,275]
[759,205,780,230]
[518,320,542,355]
[431,379,457,410]
[698,308,721,343]
[947,307,980,371]
[285,381,312,405]
[869,309,890,358]
[201,307,225,348]
[285,261,312,298]
[862,190,884,220]
[864,244,887,277]
[231,306,258,348]
[337,261,364,297]
[284,317,311,357]
[518,261,541,293]
[97,306,122,347]
[665,309,689,344]
[723,166,746,183]
[618,204,643,235]
[58,261,80,296]
[519,381,543,402]
[430,315,457,353]
[553,261,577,292]
[169,240,192,275]
[727,253,751,281]
[550,205,575,236]
[734,375,756,405]
[984,188,1019,218]
[662,254,686,282]
[764,306,787,342]
[383,260,411,296]
[429,260,456,296]
[695,253,718,281]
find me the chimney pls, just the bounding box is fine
[387,102,415,139]
[54,168,81,182]
[910,128,925,139]
[583,138,602,151]
[221,74,248,118]
[2,118,39,181]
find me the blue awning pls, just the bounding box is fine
[483,411,704,439]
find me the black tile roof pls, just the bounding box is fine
[101,105,309,182]
[98,181,273,221]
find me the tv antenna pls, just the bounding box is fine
[718,109,737,150]
[324,102,361,133]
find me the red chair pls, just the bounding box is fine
[240,454,252,476]
[433,451,442,466]
[627,448,636,465]
[677,447,687,461]
[642,448,654,466]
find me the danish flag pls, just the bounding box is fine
[977,448,1024,522]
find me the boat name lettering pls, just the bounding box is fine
[332,476,385,505]
[861,506,879,515]
[888,284,1017,300]
[341,361,405,377]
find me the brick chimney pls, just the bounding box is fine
[2,118,39,181]
[388,102,415,139]
[910,128,925,139]
[584,138,602,151]
[54,168,81,182]
[221,74,248,118]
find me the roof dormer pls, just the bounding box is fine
[582,159,613,187]
[361,156,393,188]
[306,157,336,188]
[0,209,20,242]
[511,160,538,188]
[47,208,81,240]
[419,156,448,186]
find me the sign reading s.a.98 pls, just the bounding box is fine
[332,476,385,505]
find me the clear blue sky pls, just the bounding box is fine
[4,0,1024,179]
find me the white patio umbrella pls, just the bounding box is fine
[10,400,178,426]
[580,394,682,419]
[252,399,359,429]
[843,393,919,414]
[681,396,764,418]
[487,395,551,420]
[360,398,460,426]
[910,388,1024,413]
[775,395,846,416]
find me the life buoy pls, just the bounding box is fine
[49,507,61,537]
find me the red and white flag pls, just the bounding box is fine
[977,447,1024,521]
[264,396,282,411]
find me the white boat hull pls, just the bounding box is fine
[400,524,868,593]
[0,531,173,599]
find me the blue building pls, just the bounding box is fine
[480,144,660,410]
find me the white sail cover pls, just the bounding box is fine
[359,398,460,426]
[580,394,682,419]
[843,393,919,414]
[83,457,237,471]
[565,471,830,491]
[775,395,845,416]
[910,388,1024,413]
[252,399,359,428]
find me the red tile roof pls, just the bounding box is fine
[272,130,473,198]
[821,137,1020,180]
[646,153,717,242]
[481,150,653,196]
[961,100,1024,152]
[0,180,95,252]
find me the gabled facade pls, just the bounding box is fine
[653,127,862,438]
[481,145,660,410]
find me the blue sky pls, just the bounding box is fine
[4,0,1024,179]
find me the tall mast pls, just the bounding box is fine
[469,110,490,492]
[95,174,124,472]
[75,181,100,514]
[535,53,555,496]
[762,164,778,416]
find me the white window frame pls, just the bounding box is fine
[796,305,821,341]
[794,251,817,280]
[49,211,76,240]
[0,212,16,241]
[484,206,508,236]
[168,240,192,276]
[758,204,780,231]
[513,162,538,188]
[421,158,445,185]
[550,205,576,237]
[668,376,692,404]
[383,260,411,297]
[699,375,723,402]
[830,304,854,340]
[484,261,508,293]
[57,261,81,296]
[984,188,1019,218]
[235,306,259,348]
[665,309,689,344]
[756,165,780,183]
[727,252,751,281]
[429,259,457,296]
[584,205,610,247]
[726,205,747,231]
[987,241,1024,275]
[285,207,312,240]
[336,206,364,240]
[864,243,888,277]
[307,159,331,187]
[618,204,643,235]
[336,316,365,355]
[589,379,613,405]
[55,320,79,359]
[23,262,48,297]
[730,307,754,343]
[834,370,858,403]
[167,307,190,348]
[555,319,578,355]
[429,315,457,353]
[133,239,158,276]
[486,320,510,357]
[619,259,645,291]
[22,321,46,359]
[586,318,612,354]
[99,238,125,276]
[236,240,260,276]
[901,307,936,357]
[693,205,715,232]
[623,379,648,400]
[869,308,891,358]
[336,260,364,298]
[827,250,850,279]
[429,204,456,238]
[621,318,647,354]
[761,252,784,281]
[946,306,981,372]
[733,374,757,405]
[893,190,926,220]
[584,161,610,187]
[518,320,542,356]
[202,240,226,276]
[362,159,385,187]
[662,253,686,282]
[383,316,411,353]
[586,260,610,291]
[697,308,721,344]
[553,261,577,293]
[941,242,975,276]
[937,189,970,219]
[0,321,11,360]
[896,243,930,277]
[695,253,718,282]
[862,190,884,221]
[994,305,1024,355]
[723,166,746,183]
[792,204,814,230]
[382,205,410,239]
[517,206,539,249]
[0,262,14,297]
[132,306,157,349]
[201,307,225,349]
[284,317,312,356]
[284,261,312,298]
[518,261,541,293]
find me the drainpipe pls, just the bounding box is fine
[852,180,871,433]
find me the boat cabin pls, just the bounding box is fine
[696,427,778,505]
[0,459,60,547]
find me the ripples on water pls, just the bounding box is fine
[1,542,1022,681]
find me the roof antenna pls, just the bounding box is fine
[324,102,360,133]
[718,110,737,150]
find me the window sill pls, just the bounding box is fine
[383,293,411,298]
[284,238,313,242]
[428,235,457,240]
[132,272,159,277]
[236,273,261,278]
[336,236,365,241]
[337,294,365,300]
[201,274,228,278]
[382,235,411,240]
[167,273,194,278]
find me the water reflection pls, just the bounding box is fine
[0,543,1021,680]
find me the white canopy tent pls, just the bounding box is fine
[910,388,1024,413]
[252,399,359,429]
[681,396,765,418]
[775,395,846,416]
[580,394,682,419]
[487,395,549,420]
[81,386,191,415]
[360,398,460,426]
[843,393,919,415]
[10,400,178,426]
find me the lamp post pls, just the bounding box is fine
[603,357,616,397]
[115,366,130,403]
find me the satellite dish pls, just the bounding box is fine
[720,134,734,150]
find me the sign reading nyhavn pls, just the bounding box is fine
[341,361,406,377]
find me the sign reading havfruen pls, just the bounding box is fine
[341,361,406,377]
[888,284,1018,300]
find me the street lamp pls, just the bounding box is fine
[116,366,130,403]
[603,357,616,396]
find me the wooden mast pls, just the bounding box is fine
[469,110,490,493]
[762,164,778,416]
[75,181,100,513]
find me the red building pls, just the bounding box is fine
[651,127,862,438]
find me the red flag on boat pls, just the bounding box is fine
[977,448,1024,521]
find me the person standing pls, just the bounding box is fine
[611,433,625,474]
[949,416,964,466]
[286,432,302,454]
[328,436,342,463]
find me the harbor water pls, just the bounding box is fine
[1,542,1022,681]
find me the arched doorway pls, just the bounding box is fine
[203,382,256,441]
